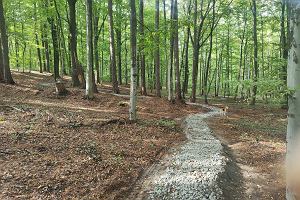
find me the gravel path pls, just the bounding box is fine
[129,104,228,200]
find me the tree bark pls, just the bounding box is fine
[67,0,85,88]
[0,36,3,82]
[0,0,14,84]
[139,0,147,95]
[34,2,43,73]
[286,1,300,199]
[129,0,137,121]
[155,0,161,97]
[85,0,93,99]
[168,0,175,102]
[251,0,259,105]
[173,0,181,101]
[108,0,119,94]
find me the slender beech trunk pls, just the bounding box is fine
[42,23,51,72]
[235,13,247,100]
[182,0,192,98]
[191,0,199,103]
[34,3,43,73]
[0,36,3,82]
[49,16,60,81]
[139,0,147,95]
[129,0,137,121]
[85,0,93,99]
[251,0,259,105]
[286,1,300,199]
[0,0,14,84]
[108,0,119,94]
[155,0,161,97]
[281,0,288,108]
[204,0,216,104]
[168,0,175,102]
[163,0,168,90]
[116,3,122,85]
[173,0,181,101]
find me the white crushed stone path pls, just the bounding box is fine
[129,104,228,200]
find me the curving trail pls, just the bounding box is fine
[128,105,229,200]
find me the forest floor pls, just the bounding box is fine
[0,71,204,199]
[0,71,287,199]
[207,98,287,199]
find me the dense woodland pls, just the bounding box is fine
[0,0,290,106]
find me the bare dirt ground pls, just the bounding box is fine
[0,71,204,200]
[206,98,287,200]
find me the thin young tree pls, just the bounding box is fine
[85,0,93,99]
[0,35,3,82]
[139,0,147,95]
[168,0,175,102]
[251,0,259,105]
[286,1,300,199]
[108,0,119,94]
[155,0,161,97]
[0,0,14,84]
[129,0,137,121]
[173,0,182,101]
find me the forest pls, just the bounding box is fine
[0,0,299,199]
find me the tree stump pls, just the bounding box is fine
[55,80,68,96]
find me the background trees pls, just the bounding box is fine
[0,0,290,105]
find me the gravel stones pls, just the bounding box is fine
[136,105,227,200]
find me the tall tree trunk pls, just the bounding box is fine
[129,0,137,121]
[125,24,129,85]
[34,2,43,73]
[182,0,192,99]
[191,0,199,103]
[203,0,216,104]
[155,0,161,97]
[85,0,93,99]
[116,3,122,85]
[163,0,168,90]
[235,13,247,100]
[0,36,4,82]
[42,23,51,72]
[108,0,119,94]
[173,0,181,101]
[286,1,300,199]
[116,29,122,85]
[168,0,175,102]
[49,17,60,81]
[0,0,14,84]
[281,0,288,108]
[139,0,147,95]
[94,13,100,84]
[67,0,85,88]
[251,0,259,105]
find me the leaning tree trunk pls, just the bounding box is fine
[0,0,14,84]
[129,0,137,121]
[85,0,93,99]
[286,2,300,199]
[108,0,119,94]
